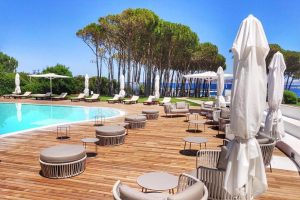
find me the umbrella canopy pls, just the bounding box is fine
[15,73,21,94]
[264,52,286,139]
[154,74,160,99]
[184,71,233,80]
[119,74,126,98]
[84,74,89,97]
[224,15,269,198]
[216,67,225,107]
[29,73,69,94]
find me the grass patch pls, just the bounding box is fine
[188,97,215,102]
[99,95,200,106]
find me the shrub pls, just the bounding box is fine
[0,72,15,95]
[283,90,298,104]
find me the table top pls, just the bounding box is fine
[183,136,208,144]
[96,125,125,132]
[189,120,206,124]
[81,138,99,143]
[137,172,178,191]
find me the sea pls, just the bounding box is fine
[165,83,300,97]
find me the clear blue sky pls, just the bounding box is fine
[1,0,299,76]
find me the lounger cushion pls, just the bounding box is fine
[176,102,186,109]
[203,101,213,108]
[96,125,125,136]
[168,181,205,200]
[217,146,228,170]
[125,115,147,122]
[119,184,165,200]
[142,110,159,114]
[40,145,86,163]
[171,109,189,113]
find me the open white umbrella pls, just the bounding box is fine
[184,71,233,97]
[265,52,286,139]
[154,74,160,99]
[15,73,21,94]
[224,15,269,198]
[119,74,126,98]
[29,73,69,94]
[184,71,233,79]
[84,74,89,97]
[216,67,225,107]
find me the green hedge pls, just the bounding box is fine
[283,90,298,104]
[0,72,118,96]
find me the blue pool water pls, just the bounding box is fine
[0,103,122,136]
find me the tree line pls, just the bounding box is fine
[76,8,226,97]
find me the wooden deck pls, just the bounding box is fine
[0,99,299,200]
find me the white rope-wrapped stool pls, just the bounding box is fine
[125,115,147,129]
[39,145,86,179]
[142,110,159,120]
[96,125,126,146]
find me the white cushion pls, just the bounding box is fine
[176,102,186,109]
[168,182,205,200]
[119,184,164,200]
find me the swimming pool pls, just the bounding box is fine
[0,103,123,137]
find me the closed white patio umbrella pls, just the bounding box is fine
[154,74,160,99]
[29,73,70,94]
[216,67,225,107]
[84,74,89,97]
[264,52,286,139]
[224,15,269,198]
[119,74,126,98]
[15,73,21,94]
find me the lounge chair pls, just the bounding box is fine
[143,95,157,105]
[107,94,121,104]
[159,97,171,106]
[3,92,17,99]
[164,102,189,117]
[71,93,85,102]
[12,91,32,99]
[84,94,99,102]
[112,173,208,200]
[123,95,139,104]
[52,93,68,100]
[32,92,52,100]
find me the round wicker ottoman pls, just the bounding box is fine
[142,110,159,120]
[39,145,86,179]
[96,125,126,146]
[125,115,147,129]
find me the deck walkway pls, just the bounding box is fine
[0,99,299,200]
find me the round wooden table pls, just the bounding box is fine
[183,136,208,150]
[81,138,99,156]
[137,172,178,194]
[188,119,206,133]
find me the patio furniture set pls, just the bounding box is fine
[39,108,160,179]
[38,100,276,200]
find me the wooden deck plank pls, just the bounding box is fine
[0,99,299,199]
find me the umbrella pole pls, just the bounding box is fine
[50,78,52,94]
[208,79,211,97]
